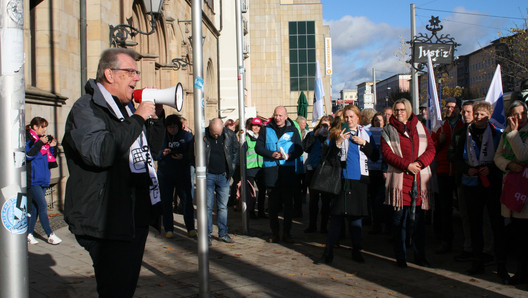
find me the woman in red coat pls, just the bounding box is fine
[381,98,436,268]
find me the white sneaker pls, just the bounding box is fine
[47,233,62,245]
[27,233,39,245]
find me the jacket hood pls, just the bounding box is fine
[267,117,294,130]
[247,130,258,139]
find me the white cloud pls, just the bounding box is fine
[325,8,511,99]
[325,16,409,98]
[438,7,508,55]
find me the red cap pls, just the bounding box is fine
[251,118,262,126]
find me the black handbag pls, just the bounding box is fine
[310,148,341,195]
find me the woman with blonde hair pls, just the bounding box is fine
[381,98,435,268]
[316,104,378,264]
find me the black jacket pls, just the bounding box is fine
[63,79,164,240]
[199,127,239,179]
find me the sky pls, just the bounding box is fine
[321,0,528,98]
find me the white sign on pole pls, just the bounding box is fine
[325,38,332,76]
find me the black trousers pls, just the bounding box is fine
[434,174,455,246]
[76,226,149,298]
[305,170,331,230]
[269,186,294,235]
[464,185,506,264]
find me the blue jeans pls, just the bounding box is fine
[206,173,230,237]
[392,206,426,263]
[28,185,53,236]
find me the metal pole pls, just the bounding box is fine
[80,0,87,96]
[235,0,248,234]
[372,68,377,108]
[191,1,209,296]
[410,3,419,115]
[0,0,29,297]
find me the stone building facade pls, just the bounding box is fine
[247,0,331,120]
[24,0,221,206]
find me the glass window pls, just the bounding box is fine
[308,35,316,48]
[299,50,307,62]
[290,64,298,77]
[291,78,299,91]
[307,22,315,34]
[289,37,297,49]
[300,78,308,90]
[298,36,307,49]
[289,22,297,34]
[308,49,316,62]
[308,79,315,90]
[298,22,306,34]
[308,62,315,76]
[290,50,297,63]
[299,63,307,77]
[289,21,316,91]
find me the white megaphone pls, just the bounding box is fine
[133,82,183,112]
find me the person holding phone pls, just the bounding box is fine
[156,114,195,239]
[26,117,62,245]
[316,105,378,264]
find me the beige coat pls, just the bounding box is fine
[494,124,528,218]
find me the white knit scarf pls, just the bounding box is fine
[382,121,432,210]
[466,123,494,167]
[339,125,370,176]
[97,83,160,205]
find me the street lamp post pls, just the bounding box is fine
[109,0,164,47]
[386,87,391,107]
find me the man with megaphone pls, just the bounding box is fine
[62,48,165,297]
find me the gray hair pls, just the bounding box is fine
[295,116,307,123]
[507,100,527,116]
[96,48,140,83]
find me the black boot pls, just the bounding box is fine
[497,263,511,285]
[467,261,485,275]
[510,261,527,285]
[352,249,365,263]
[314,248,334,265]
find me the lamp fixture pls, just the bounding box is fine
[109,0,164,47]
[188,35,206,47]
[172,57,192,70]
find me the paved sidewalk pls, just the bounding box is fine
[28,206,527,297]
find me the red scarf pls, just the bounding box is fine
[29,129,56,163]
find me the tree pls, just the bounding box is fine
[487,21,528,90]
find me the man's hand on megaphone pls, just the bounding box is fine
[155,104,164,119]
[134,101,157,120]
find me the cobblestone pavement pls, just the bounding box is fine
[28,204,527,297]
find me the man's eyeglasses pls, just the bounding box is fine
[111,68,140,76]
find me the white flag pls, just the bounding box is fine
[312,60,325,126]
[485,64,505,129]
[427,54,443,131]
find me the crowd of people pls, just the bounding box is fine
[196,97,528,287]
[27,48,527,296]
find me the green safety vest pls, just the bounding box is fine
[246,136,263,169]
